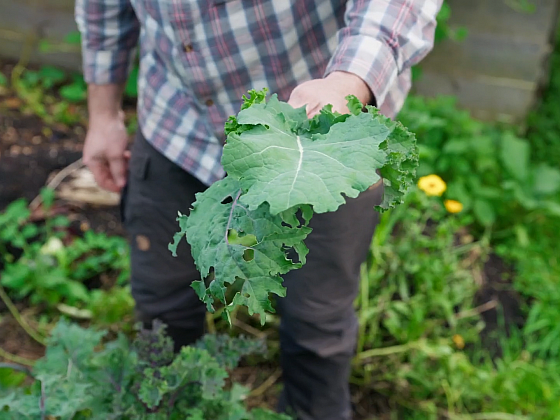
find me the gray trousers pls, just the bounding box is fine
[121,133,382,420]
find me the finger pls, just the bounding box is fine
[87,159,120,193]
[306,103,323,118]
[287,88,309,109]
[331,102,352,115]
[108,156,128,190]
[287,96,309,110]
[97,170,120,193]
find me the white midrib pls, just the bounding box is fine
[287,135,303,207]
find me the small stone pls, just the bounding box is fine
[9,145,21,155]
[4,97,22,109]
[4,126,18,142]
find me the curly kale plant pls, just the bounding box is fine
[0,320,288,420]
[170,90,418,323]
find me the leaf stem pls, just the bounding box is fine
[0,349,35,367]
[225,190,243,244]
[249,368,282,397]
[0,284,47,346]
[355,341,418,360]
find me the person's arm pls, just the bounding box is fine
[288,0,442,116]
[75,0,140,192]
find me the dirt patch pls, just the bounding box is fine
[475,253,525,354]
[0,110,83,210]
[0,313,45,362]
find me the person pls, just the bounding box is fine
[75,1,442,419]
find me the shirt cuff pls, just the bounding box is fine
[82,48,136,85]
[325,35,399,107]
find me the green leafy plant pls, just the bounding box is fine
[434,2,468,43]
[170,90,419,323]
[351,186,560,419]
[0,194,130,317]
[0,320,289,420]
[526,25,560,168]
[10,65,86,126]
[398,96,560,234]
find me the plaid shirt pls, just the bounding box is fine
[76,0,441,185]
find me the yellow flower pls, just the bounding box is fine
[417,174,447,196]
[444,199,464,214]
[452,334,465,350]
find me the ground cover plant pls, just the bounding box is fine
[0,320,289,420]
[352,186,560,419]
[0,187,132,356]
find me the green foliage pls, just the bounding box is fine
[0,320,289,420]
[354,187,560,419]
[64,31,82,45]
[87,286,135,327]
[434,2,468,43]
[59,75,87,103]
[502,52,560,354]
[172,90,419,322]
[356,189,479,352]
[124,64,139,98]
[224,94,416,213]
[398,96,560,233]
[169,177,312,323]
[526,26,560,167]
[12,66,86,125]
[0,194,130,322]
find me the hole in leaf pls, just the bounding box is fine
[221,196,233,204]
[227,229,258,247]
[284,246,299,263]
[243,249,254,262]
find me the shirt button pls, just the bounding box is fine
[183,43,194,53]
[205,98,214,107]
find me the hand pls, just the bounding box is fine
[288,71,373,117]
[83,110,130,193]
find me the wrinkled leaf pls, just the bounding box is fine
[222,95,417,214]
[169,177,311,322]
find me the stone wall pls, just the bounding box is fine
[0,0,559,122]
[0,0,80,70]
[414,0,560,122]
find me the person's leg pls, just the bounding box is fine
[277,183,383,420]
[121,131,207,351]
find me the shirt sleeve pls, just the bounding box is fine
[75,0,140,85]
[325,0,442,106]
